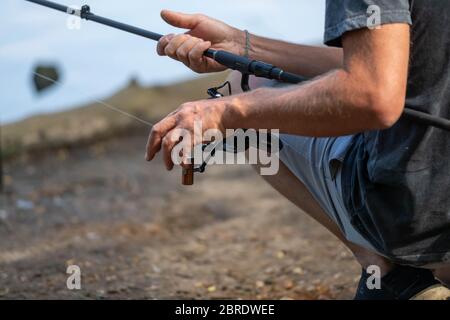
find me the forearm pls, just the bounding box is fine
[246,33,343,78]
[226,70,398,137]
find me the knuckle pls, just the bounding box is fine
[162,137,170,148]
[165,46,176,57]
[162,140,169,149]
[175,34,188,42]
[159,37,167,45]
[188,49,199,61]
[176,47,187,60]
[195,13,206,20]
[180,103,192,112]
[157,46,165,56]
[152,125,161,136]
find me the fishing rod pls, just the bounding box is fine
[23,0,450,186]
[25,0,306,87]
[23,0,450,131]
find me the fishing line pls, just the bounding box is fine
[33,72,155,128]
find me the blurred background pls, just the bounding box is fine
[2,0,325,124]
[0,0,361,300]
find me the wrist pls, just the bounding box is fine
[231,28,254,58]
[222,87,268,130]
[223,87,276,130]
[230,28,247,57]
[222,95,247,130]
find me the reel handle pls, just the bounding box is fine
[182,163,195,186]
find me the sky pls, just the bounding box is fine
[0,0,326,124]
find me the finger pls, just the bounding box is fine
[176,37,202,67]
[157,34,174,56]
[189,41,212,72]
[145,128,161,161]
[145,117,177,161]
[173,133,194,169]
[161,130,183,171]
[164,34,190,60]
[180,141,194,169]
[179,123,202,169]
[161,10,203,30]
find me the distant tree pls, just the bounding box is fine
[32,64,61,93]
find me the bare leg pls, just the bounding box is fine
[227,71,394,274]
[256,160,394,273]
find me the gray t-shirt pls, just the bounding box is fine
[325,0,450,265]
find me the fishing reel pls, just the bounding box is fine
[182,79,239,185]
[182,74,280,185]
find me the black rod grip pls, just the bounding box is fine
[205,50,307,84]
[207,50,251,74]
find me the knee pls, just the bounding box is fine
[434,268,450,288]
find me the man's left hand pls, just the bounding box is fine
[145,97,237,170]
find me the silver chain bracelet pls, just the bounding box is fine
[244,29,251,58]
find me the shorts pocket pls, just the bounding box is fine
[327,136,355,180]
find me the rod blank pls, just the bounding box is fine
[80,6,163,42]
[26,0,68,13]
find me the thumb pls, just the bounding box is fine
[161,10,202,30]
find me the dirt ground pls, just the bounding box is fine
[0,130,361,300]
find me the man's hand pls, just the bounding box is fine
[145,97,238,170]
[157,10,245,73]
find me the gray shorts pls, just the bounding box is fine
[265,80,376,252]
[278,134,377,252]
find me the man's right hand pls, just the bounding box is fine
[157,10,245,73]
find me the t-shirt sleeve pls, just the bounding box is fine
[324,0,412,47]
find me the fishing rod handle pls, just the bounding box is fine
[205,49,306,84]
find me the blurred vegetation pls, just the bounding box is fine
[1,73,228,160]
[33,64,61,94]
